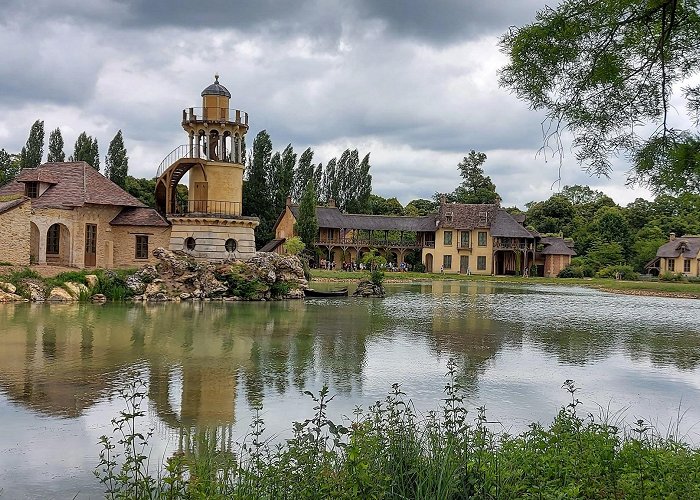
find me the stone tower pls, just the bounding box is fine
[155,75,258,260]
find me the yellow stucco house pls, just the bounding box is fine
[650,233,700,276]
[269,198,575,276]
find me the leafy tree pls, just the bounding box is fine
[405,199,438,216]
[634,132,700,195]
[295,180,318,249]
[587,241,625,270]
[440,150,500,204]
[19,120,44,169]
[276,144,296,215]
[124,176,156,207]
[283,236,305,255]
[526,195,574,234]
[560,185,606,205]
[0,149,20,186]
[47,127,65,163]
[500,0,700,190]
[105,130,129,188]
[243,130,274,247]
[631,225,667,271]
[293,147,315,201]
[73,132,100,170]
[593,206,633,258]
[368,194,404,215]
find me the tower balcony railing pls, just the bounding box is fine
[182,107,249,126]
[171,199,242,218]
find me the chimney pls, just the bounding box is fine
[440,194,446,205]
[670,232,676,241]
[327,198,336,208]
[495,195,502,207]
[285,196,292,207]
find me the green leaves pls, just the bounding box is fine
[500,0,700,190]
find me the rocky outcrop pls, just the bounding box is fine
[0,282,17,294]
[63,281,88,299]
[85,275,99,288]
[0,289,24,302]
[353,280,385,298]
[26,282,46,302]
[122,248,308,302]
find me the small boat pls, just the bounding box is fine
[304,287,348,297]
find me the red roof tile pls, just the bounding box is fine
[0,162,146,209]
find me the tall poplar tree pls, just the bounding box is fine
[295,180,319,249]
[47,128,65,162]
[19,120,44,169]
[293,147,314,201]
[105,130,129,188]
[73,132,100,170]
[275,144,296,213]
[243,130,273,247]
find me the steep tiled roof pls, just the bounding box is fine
[540,236,577,256]
[439,203,497,229]
[0,196,29,215]
[0,162,146,209]
[110,207,170,227]
[259,238,285,252]
[656,237,700,258]
[490,209,535,238]
[288,205,437,232]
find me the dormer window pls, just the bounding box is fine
[25,182,38,198]
[445,212,453,223]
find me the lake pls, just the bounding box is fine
[1,281,699,498]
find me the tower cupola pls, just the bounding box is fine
[201,74,231,98]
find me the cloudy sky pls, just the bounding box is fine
[0,0,655,208]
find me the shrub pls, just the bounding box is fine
[596,265,639,281]
[558,265,584,278]
[659,271,686,282]
[413,262,426,273]
[270,281,292,298]
[370,269,384,286]
[93,270,134,301]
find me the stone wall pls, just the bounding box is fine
[169,217,257,261]
[0,200,30,265]
[544,254,571,277]
[111,225,172,268]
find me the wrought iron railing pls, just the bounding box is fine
[156,144,206,178]
[314,237,434,248]
[457,241,472,249]
[172,200,242,217]
[493,241,531,250]
[182,107,249,125]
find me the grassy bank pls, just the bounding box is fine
[310,269,700,298]
[98,367,700,499]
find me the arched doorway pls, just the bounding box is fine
[425,253,433,273]
[46,223,71,266]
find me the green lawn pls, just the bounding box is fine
[310,269,700,297]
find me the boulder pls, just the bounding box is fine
[63,281,88,299]
[0,282,17,294]
[153,247,198,277]
[85,274,99,288]
[48,287,75,302]
[353,280,385,298]
[0,290,23,302]
[91,294,107,303]
[26,282,46,302]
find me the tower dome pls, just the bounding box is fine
[201,74,231,98]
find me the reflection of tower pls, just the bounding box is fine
[155,75,259,261]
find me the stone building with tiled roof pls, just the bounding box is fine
[0,162,170,268]
[646,233,700,276]
[271,197,576,276]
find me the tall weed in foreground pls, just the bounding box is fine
[96,362,700,499]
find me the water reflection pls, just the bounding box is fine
[1,285,699,429]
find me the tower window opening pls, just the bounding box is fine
[185,237,196,251]
[225,238,237,253]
